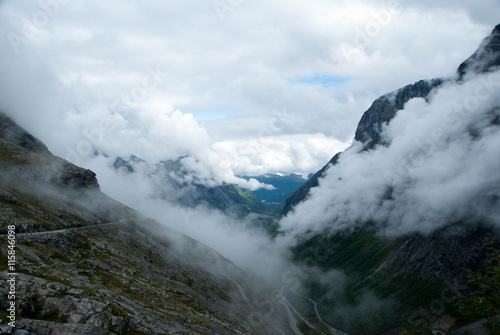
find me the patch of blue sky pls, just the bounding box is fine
[192,108,230,121]
[290,74,350,87]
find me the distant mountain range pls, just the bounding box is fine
[112,155,276,217]
[240,173,308,206]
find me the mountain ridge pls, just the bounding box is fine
[112,155,275,218]
[283,23,500,217]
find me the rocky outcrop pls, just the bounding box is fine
[58,164,99,190]
[354,79,443,148]
[458,23,500,80]
[0,113,100,192]
[0,114,49,154]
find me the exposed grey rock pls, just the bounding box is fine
[67,288,85,297]
[381,224,499,285]
[0,324,13,333]
[0,113,50,154]
[354,78,443,148]
[0,115,293,335]
[20,319,108,335]
[58,164,99,190]
[458,23,500,80]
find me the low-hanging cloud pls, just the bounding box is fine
[280,71,500,239]
[84,155,293,285]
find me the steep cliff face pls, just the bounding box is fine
[282,78,443,216]
[0,113,50,154]
[458,23,500,80]
[283,23,500,216]
[0,113,100,193]
[354,79,444,148]
[282,152,340,215]
[0,114,293,335]
[284,24,500,334]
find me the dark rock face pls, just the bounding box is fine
[381,224,499,284]
[282,79,442,216]
[354,79,443,148]
[59,164,100,190]
[458,23,500,80]
[282,153,340,215]
[0,113,50,153]
[0,112,100,192]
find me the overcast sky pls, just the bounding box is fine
[0,0,499,180]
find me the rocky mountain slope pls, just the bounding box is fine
[282,23,500,334]
[0,113,293,335]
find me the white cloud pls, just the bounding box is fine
[213,134,350,176]
[280,71,500,239]
[0,0,498,219]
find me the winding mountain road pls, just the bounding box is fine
[5,219,133,239]
[305,297,348,335]
[213,252,307,335]
[8,220,311,335]
[279,297,303,335]
[213,251,249,303]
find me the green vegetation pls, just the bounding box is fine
[293,229,399,278]
[454,243,500,334]
[220,184,277,215]
[292,229,453,335]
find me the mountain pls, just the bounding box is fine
[283,24,500,217]
[282,78,443,216]
[240,174,308,206]
[113,155,274,218]
[0,113,294,334]
[282,23,500,334]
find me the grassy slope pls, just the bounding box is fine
[292,230,445,335]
